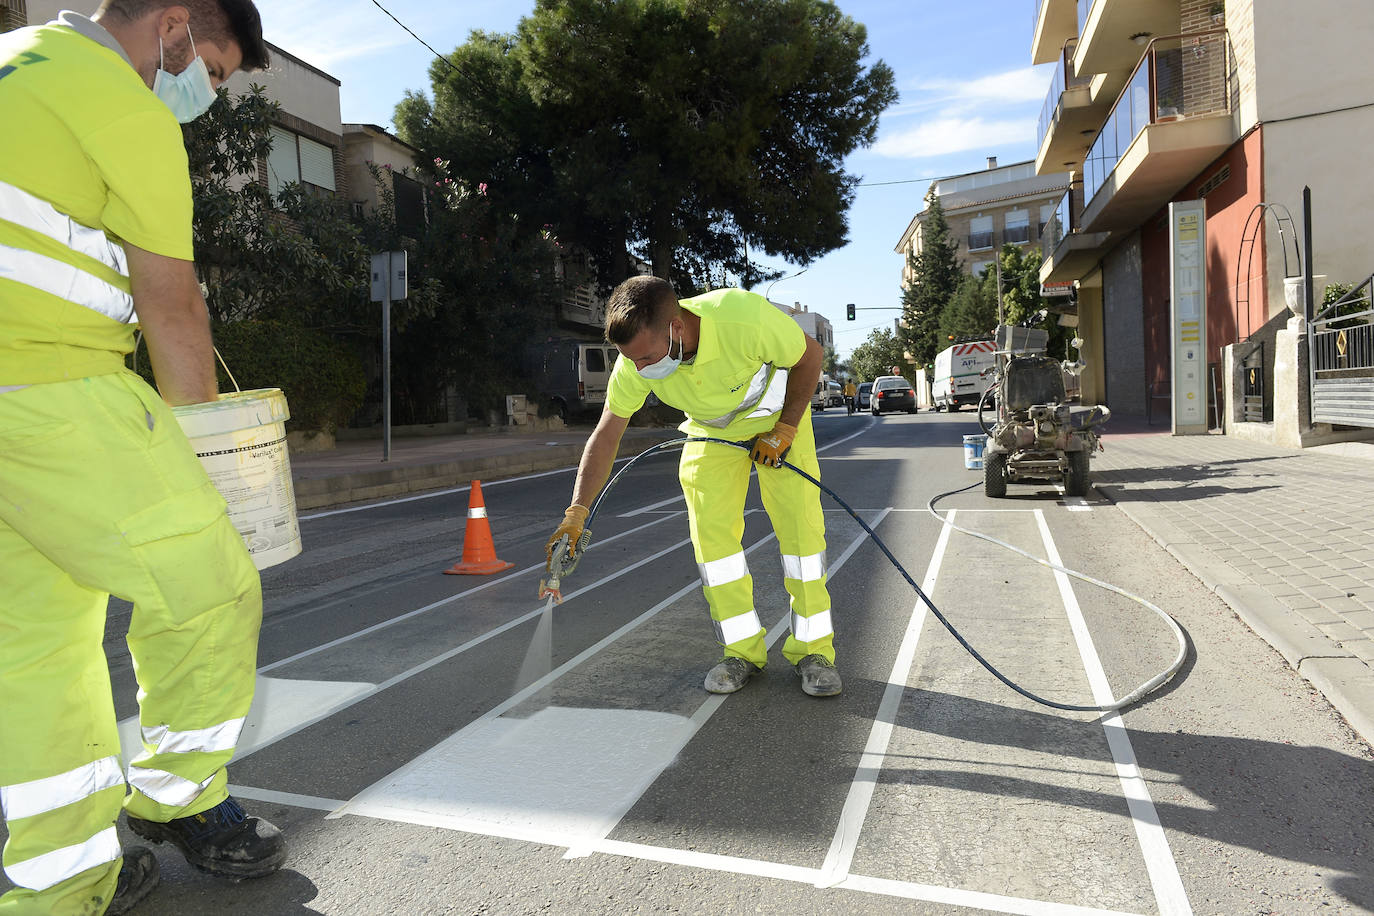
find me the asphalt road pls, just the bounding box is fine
[6,409,1373,915]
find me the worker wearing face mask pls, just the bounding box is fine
[546,276,841,698]
[0,3,285,913]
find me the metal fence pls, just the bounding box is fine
[1310,274,1374,427]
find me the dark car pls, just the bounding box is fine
[871,375,917,415]
[857,381,873,411]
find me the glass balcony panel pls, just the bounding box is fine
[1077,0,1092,39]
[968,230,994,251]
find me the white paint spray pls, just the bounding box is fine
[514,596,556,700]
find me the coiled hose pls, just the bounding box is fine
[580,435,1187,713]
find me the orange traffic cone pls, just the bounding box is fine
[444,480,515,575]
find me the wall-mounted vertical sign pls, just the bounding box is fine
[1169,201,1207,435]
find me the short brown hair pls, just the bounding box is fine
[605,276,679,345]
[98,0,270,72]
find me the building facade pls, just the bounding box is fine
[1033,0,1374,437]
[770,301,835,351]
[895,158,1072,284]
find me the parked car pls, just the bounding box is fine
[870,375,917,415]
[857,382,873,411]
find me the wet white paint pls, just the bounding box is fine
[341,706,693,841]
[117,675,375,767]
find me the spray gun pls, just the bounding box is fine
[538,527,592,604]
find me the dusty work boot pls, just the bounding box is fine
[126,796,286,879]
[106,845,159,915]
[795,654,843,697]
[704,657,762,694]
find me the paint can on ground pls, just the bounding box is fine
[173,388,301,570]
[963,434,987,470]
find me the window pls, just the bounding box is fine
[392,171,426,237]
[584,348,606,373]
[970,259,993,277]
[267,126,336,202]
[968,215,993,251]
[1004,209,1030,244]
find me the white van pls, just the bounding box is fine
[933,339,996,412]
[525,338,620,420]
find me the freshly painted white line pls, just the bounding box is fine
[594,838,822,885]
[837,873,1148,916]
[619,493,683,517]
[815,422,872,454]
[1035,511,1192,916]
[227,785,345,813]
[816,509,953,888]
[1064,496,1092,512]
[259,511,686,674]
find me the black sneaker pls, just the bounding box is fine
[106,845,159,915]
[126,797,286,879]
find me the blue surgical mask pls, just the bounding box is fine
[153,25,217,123]
[637,323,683,380]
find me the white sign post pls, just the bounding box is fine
[370,250,408,461]
[1168,201,1207,435]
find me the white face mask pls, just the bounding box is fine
[153,24,217,123]
[637,322,683,380]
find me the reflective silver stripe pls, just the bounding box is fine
[713,609,763,646]
[694,365,789,429]
[0,757,124,821]
[0,178,130,277]
[790,609,834,644]
[781,551,827,582]
[126,766,214,808]
[469,506,488,518]
[698,551,749,588]
[141,717,244,757]
[4,826,120,891]
[0,243,137,324]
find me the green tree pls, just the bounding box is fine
[850,327,907,382]
[900,191,961,365]
[822,344,839,376]
[939,269,998,344]
[397,0,897,291]
[995,244,1073,356]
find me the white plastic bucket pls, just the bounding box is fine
[963,434,986,470]
[173,389,301,570]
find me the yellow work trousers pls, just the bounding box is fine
[678,410,835,668]
[0,372,262,915]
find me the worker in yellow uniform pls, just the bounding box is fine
[546,276,842,697]
[0,3,283,914]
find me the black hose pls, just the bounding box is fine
[582,435,1168,713]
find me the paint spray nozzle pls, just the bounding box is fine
[538,528,591,603]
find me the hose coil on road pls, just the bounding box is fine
[582,435,1188,714]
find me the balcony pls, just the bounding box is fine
[968,230,994,251]
[1039,183,1112,283]
[1032,0,1078,65]
[1079,30,1237,233]
[1075,0,1181,78]
[1036,38,1101,174]
[1004,223,1032,245]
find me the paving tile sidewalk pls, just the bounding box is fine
[1091,418,1374,748]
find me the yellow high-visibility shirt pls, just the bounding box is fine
[0,15,193,385]
[607,288,808,439]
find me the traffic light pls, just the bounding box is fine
[846,302,855,321]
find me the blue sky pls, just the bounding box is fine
[258,0,1052,359]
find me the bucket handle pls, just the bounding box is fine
[131,332,241,393]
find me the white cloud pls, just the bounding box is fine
[872,116,1036,159]
[912,66,1050,104]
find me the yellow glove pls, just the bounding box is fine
[749,421,797,468]
[546,504,589,563]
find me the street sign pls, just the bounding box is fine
[1169,201,1208,435]
[370,250,408,302]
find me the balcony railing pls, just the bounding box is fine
[1082,30,1232,207]
[968,230,994,251]
[1077,0,1092,40]
[1004,224,1032,245]
[1037,38,1087,156]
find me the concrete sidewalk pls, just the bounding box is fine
[1091,417,1374,749]
[285,416,1374,749]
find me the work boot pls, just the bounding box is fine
[106,845,159,915]
[704,657,762,694]
[126,796,286,879]
[795,654,842,697]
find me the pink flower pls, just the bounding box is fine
[434,157,442,164]
[478,182,488,195]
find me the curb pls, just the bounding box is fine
[291,430,681,511]
[1103,490,1374,749]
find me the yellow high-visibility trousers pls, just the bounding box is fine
[0,372,262,915]
[678,410,835,668]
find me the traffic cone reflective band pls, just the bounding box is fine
[444,480,514,575]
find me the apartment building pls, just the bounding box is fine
[1033,0,1374,437]
[343,123,426,236]
[895,158,1072,286]
[771,301,835,351]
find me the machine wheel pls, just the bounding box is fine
[1065,450,1089,497]
[984,451,1008,498]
